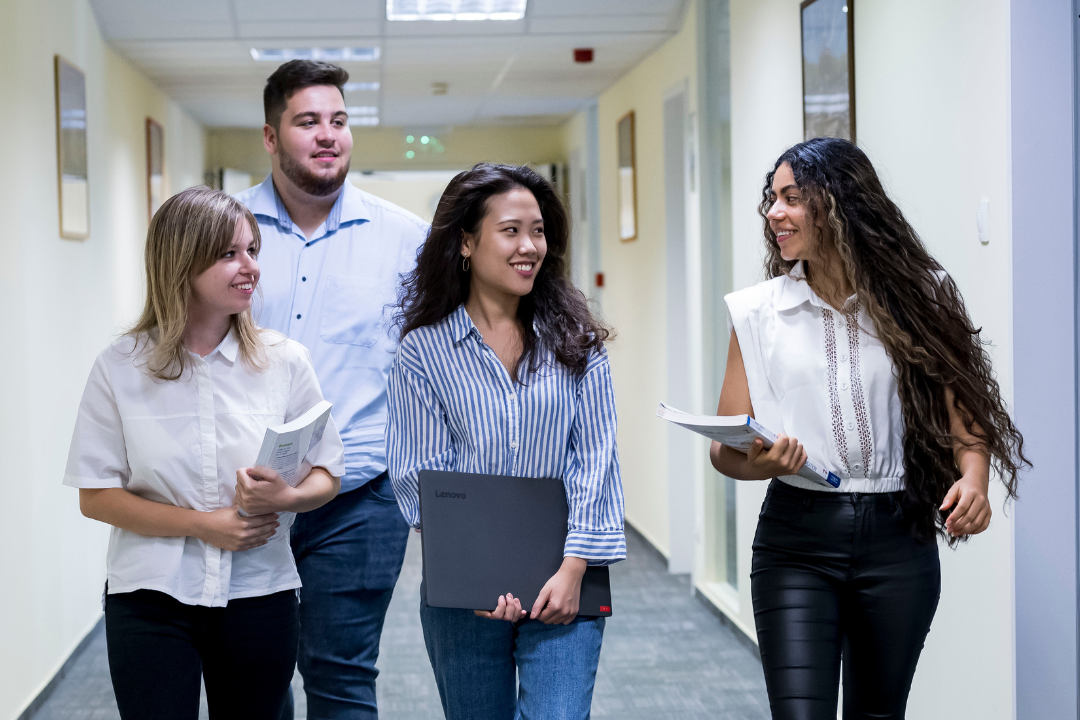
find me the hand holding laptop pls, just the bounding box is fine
[529,557,586,625]
[474,593,527,622]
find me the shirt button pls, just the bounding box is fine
[846,420,855,430]
[296,314,302,319]
[302,276,307,282]
[510,440,519,450]
[853,463,862,472]
[839,353,848,362]
[840,381,849,391]
[305,242,312,247]
[837,319,845,328]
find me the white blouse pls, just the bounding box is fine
[725,263,905,493]
[64,329,346,607]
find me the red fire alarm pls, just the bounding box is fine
[595,272,605,288]
[574,48,594,64]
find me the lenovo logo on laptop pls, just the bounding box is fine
[435,490,467,499]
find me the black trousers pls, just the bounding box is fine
[751,481,940,720]
[105,588,299,720]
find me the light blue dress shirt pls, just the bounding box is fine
[386,305,627,564]
[236,176,428,492]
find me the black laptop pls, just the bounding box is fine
[418,470,612,617]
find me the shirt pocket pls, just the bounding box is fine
[319,275,389,349]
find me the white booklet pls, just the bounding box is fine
[253,400,333,488]
[656,402,841,488]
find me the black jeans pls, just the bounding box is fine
[751,480,940,720]
[105,588,299,720]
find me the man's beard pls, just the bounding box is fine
[279,146,350,197]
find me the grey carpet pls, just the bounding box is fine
[26,528,768,720]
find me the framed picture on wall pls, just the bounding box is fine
[800,0,855,142]
[55,55,89,239]
[146,118,164,222]
[617,111,637,242]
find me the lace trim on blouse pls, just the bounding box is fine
[822,302,875,478]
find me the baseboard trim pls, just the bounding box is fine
[691,588,760,659]
[624,521,668,567]
[626,520,759,659]
[18,617,105,720]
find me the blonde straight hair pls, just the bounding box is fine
[129,186,266,380]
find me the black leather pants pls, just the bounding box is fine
[751,480,940,720]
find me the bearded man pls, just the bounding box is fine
[235,60,427,720]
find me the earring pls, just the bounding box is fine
[462,255,470,272]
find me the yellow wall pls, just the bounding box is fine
[565,1,701,556]
[209,125,568,179]
[0,0,205,715]
[727,0,1015,716]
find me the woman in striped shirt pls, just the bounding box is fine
[386,163,625,719]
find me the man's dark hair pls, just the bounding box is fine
[263,60,349,130]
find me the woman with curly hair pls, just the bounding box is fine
[710,137,1027,719]
[386,163,625,719]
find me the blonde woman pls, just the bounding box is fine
[64,186,344,720]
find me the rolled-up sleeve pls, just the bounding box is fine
[563,353,626,565]
[64,354,130,489]
[286,343,346,479]
[385,348,454,528]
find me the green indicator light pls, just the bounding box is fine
[406,150,415,159]
[420,136,430,144]
[406,135,415,143]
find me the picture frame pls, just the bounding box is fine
[617,110,637,242]
[146,118,164,222]
[800,0,855,143]
[55,55,89,239]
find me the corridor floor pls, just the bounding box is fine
[28,529,769,720]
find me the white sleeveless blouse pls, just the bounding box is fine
[725,263,905,493]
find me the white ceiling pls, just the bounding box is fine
[89,0,687,128]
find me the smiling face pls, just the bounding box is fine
[189,219,260,321]
[462,188,547,300]
[265,84,353,196]
[766,162,816,262]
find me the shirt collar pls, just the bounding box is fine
[448,305,481,345]
[776,261,816,311]
[248,175,371,236]
[777,260,858,313]
[199,327,240,364]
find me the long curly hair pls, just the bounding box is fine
[398,163,610,380]
[758,138,1028,543]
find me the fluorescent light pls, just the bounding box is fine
[349,117,380,127]
[346,106,379,116]
[387,0,527,21]
[249,47,380,62]
[344,82,380,92]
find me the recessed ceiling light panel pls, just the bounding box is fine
[344,82,381,92]
[347,106,379,116]
[387,0,527,21]
[349,117,381,127]
[250,47,380,62]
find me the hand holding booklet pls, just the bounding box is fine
[656,402,841,488]
[238,400,333,517]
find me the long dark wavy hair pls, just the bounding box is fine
[397,163,610,380]
[759,137,1028,543]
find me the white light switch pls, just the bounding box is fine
[977,198,990,245]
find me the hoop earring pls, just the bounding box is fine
[462,256,470,272]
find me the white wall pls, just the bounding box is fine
[349,170,461,224]
[0,1,206,716]
[727,0,1015,717]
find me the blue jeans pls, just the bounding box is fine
[284,473,410,720]
[420,598,605,720]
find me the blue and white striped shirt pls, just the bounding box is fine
[386,305,626,565]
